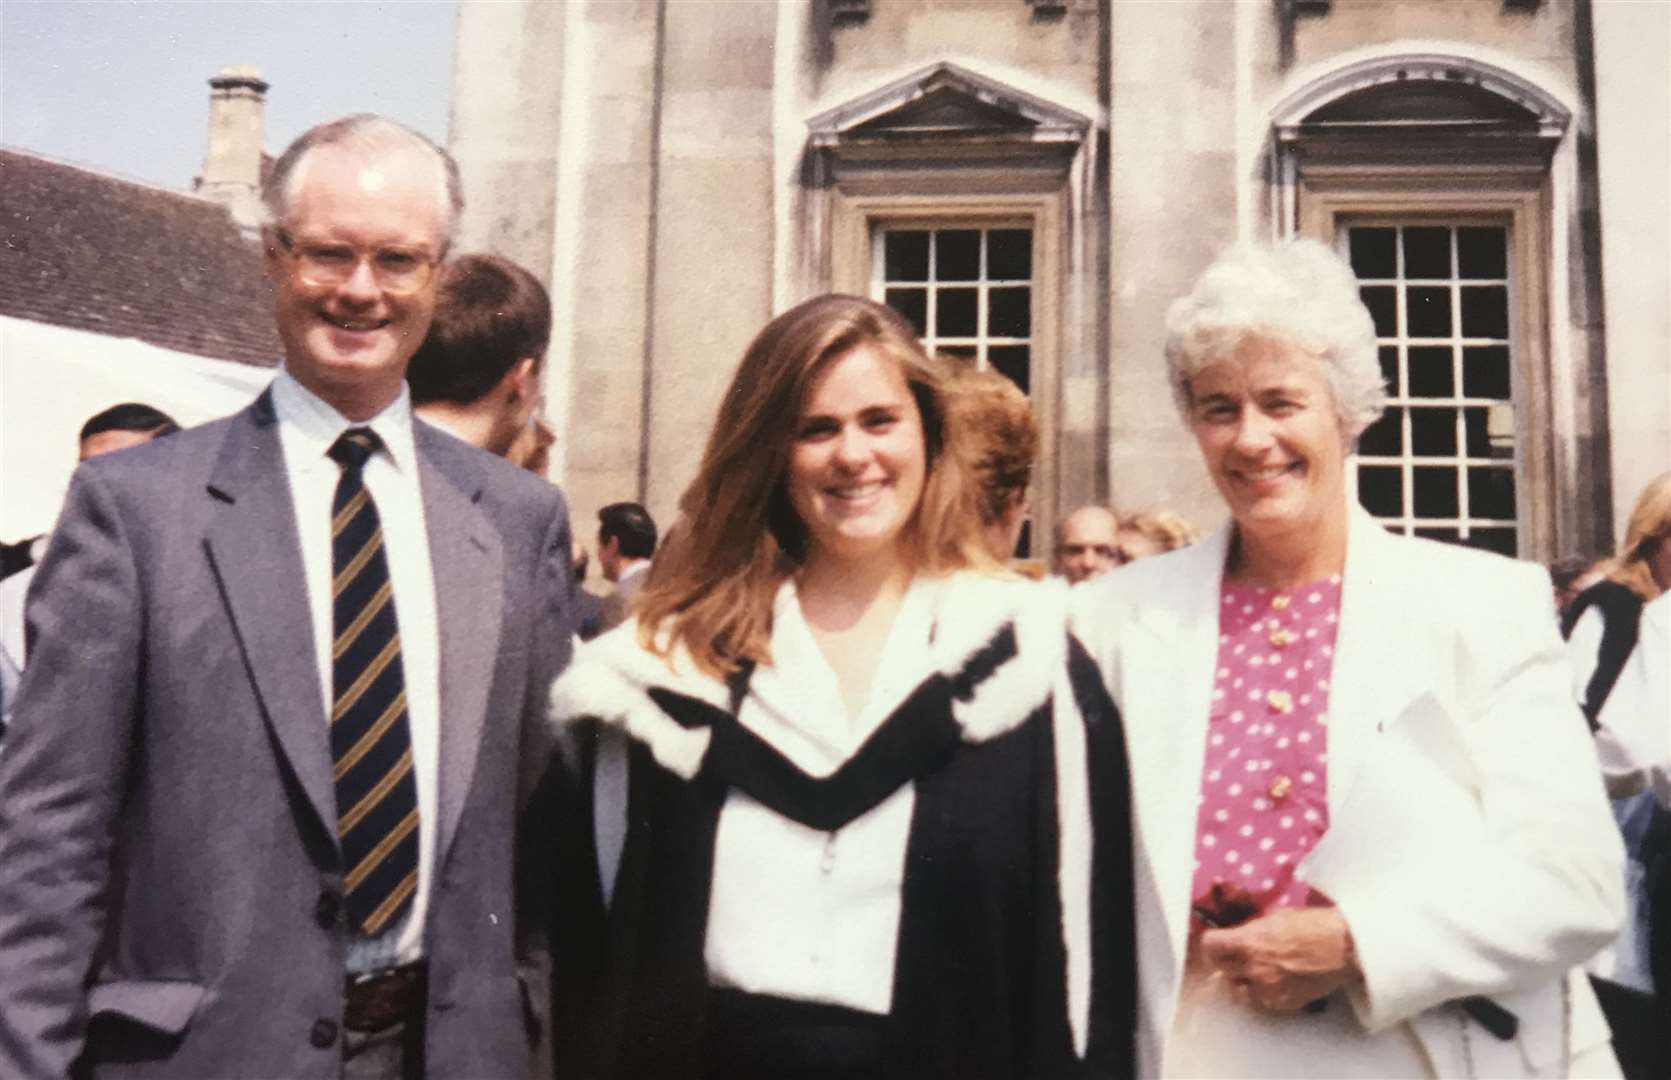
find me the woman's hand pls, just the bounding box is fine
[1199,906,1358,1011]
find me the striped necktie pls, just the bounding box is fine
[327,427,420,937]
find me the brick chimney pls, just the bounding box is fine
[195,65,268,229]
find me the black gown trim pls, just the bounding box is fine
[641,625,1016,833]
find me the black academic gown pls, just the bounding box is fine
[549,573,1136,1080]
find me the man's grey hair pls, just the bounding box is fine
[259,113,463,251]
[1163,238,1386,443]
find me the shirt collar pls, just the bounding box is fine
[270,367,418,476]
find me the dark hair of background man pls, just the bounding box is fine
[406,252,551,406]
[407,254,552,406]
[598,502,657,560]
[79,402,181,443]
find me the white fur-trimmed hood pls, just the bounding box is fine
[548,571,1070,781]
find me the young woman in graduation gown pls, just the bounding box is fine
[549,294,1134,1079]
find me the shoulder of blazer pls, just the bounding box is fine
[1068,521,1230,657]
[63,405,258,532]
[1352,516,1547,614]
[414,419,569,534]
[548,570,1070,781]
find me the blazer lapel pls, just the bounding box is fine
[1323,507,1431,820]
[1121,525,1231,958]
[203,392,336,839]
[417,427,504,866]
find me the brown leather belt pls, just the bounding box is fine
[344,961,427,1033]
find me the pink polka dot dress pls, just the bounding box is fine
[1189,574,1343,931]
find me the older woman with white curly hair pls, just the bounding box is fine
[1073,239,1625,1078]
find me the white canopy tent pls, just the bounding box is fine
[1,315,274,541]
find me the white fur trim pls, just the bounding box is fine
[548,572,1065,777]
[1053,639,1094,1058]
[946,576,1068,743]
[548,621,723,781]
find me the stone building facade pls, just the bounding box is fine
[449,0,1668,563]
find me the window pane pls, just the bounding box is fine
[988,287,1030,338]
[885,288,926,336]
[1406,287,1452,338]
[1378,345,1400,396]
[989,346,1030,395]
[936,288,978,336]
[1360,286,1397,337]
[1457,227,1507,279]
[1460,286,1509,339]
[940,345,978,361]
[1462,345,1511,399]
[1357,407,1403,457]
[1406,345,1455,398]
[1350,228,1396,278]
[1414,526,1461,544]
[1463,407,1495,458]
[987,229,1032,280]
[884,231,929,282]
[1467,466,1516,520]
[1470,527,1518,557]
[936,230,981,281]
[1409,407,1459,457]
[1357,465,1403,517]
[1402,227,1451,280]
[1412,466,1460,518]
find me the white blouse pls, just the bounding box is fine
[703,576,942,1014]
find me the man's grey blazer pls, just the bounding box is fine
[0,391,577,1078]
[596,563,649,635]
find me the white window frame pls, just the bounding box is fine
[1338,218,1525,554]
[1300,188,1554,560]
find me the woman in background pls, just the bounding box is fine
[1072,239,1623,1078]
[1564,472,1671,723]
[1113,509,1199,565]
[552,294,1132,1079]
[1562,470,1671,1080]
[944,363,1040,569]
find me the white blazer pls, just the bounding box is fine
[1071,506,1625,1078]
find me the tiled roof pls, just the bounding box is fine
[0,148,281,367]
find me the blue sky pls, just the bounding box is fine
[2,1,457,190]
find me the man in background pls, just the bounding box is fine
[407,252,550,459]
[597,501,656,631]
[0,403,180,714]
[1056,504,1121,584]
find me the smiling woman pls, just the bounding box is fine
[548,293,1136,1079]
[785,343,927,575]
[1070,242,1625,1079]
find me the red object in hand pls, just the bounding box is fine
[1192,881,1263,929]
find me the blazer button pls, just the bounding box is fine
[310,1018,338,1048]
[315,890,340,929]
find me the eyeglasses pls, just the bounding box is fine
[274,230,439,295]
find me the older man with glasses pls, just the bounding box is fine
[0,114,582,1080]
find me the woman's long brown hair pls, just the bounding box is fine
[1603,469,1671,602]
[633,294,1000,678]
